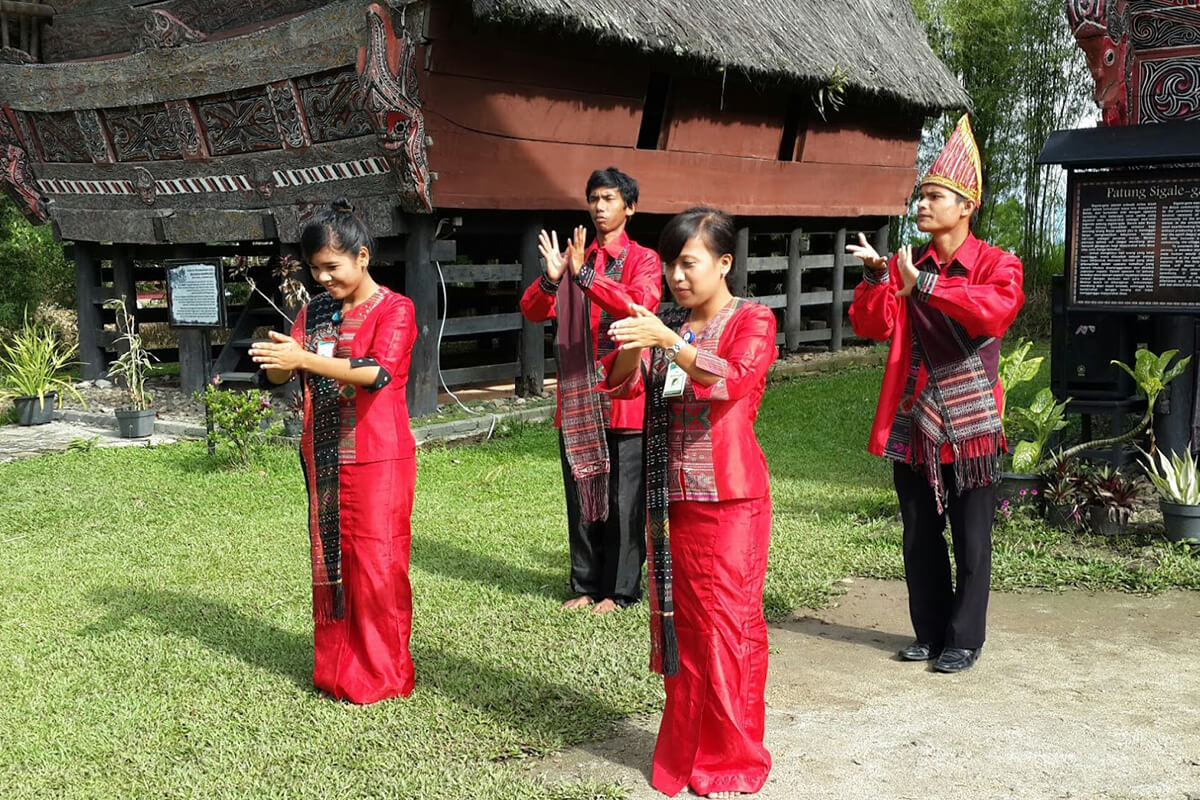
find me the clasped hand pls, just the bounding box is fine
[845,233,918,297]
[608,304,675,351]
[249,330,307,372]
[537,226,589,282]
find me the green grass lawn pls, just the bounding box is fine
[1,364,1197,799]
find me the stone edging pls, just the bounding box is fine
[53,404,558,446]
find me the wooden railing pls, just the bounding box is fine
[0,0,53,61]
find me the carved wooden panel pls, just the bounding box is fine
[27,112,92,163]
[105,105,180,161]
[298,68,373,143]
[74,109,118,165]
[165,100,210,160]
[198,90,281,157]
[266,80,313,150]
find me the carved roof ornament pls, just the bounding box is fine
[0,47,35,65]
[1067,0,1200,126]
[356,3,433,213]
[1,144,45,222]
[131,10,208,53]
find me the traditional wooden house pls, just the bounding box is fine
[0,0,966,415]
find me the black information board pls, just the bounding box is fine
[1067,169,1200,312]
[165,259,226,328]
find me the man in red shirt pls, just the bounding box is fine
[848,116,1024,673]
[520,167,663,614]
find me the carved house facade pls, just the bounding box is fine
[0,0,966,415]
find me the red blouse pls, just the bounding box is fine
[519,230,663,432]
[291,288,417,464]
[603,300,778,502]
[849,233,1024,464]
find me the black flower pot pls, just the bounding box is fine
[115,408,155,438]
[1087,506,1128,537]
[283,417,303,437]
[13,393,56,426]
[1046,503,1081,529]
[1160,500,1200,544]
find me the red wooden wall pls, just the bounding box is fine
[422,3,924,218]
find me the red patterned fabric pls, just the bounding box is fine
[850,233,1024,465]
[921,114,983,204]
[651,495,772,796]
[520,230,662,431]
[313,457,416,704]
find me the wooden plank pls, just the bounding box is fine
[177,328,211,395]
[755,294,786,309]
[732,225,749,298]
[55,209,162,245]
[442,312,523,337]
[785,228,803,352]
[802,115,924,168]
[439,263,523,283]
[162,209,267,244]
[664,77,788,160]
[441,358,558,388]
[40,0,332,63]
[405,216,438,417]
[746,256,788,273]
[0,2,53,18]
[424,72,641,148]
[73,243,106,379]
[830,228,847,352]
[776,328,832,345]
[424,119,920,217]
[4,0,363,111]
[517,218,545,397]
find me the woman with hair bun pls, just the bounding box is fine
[604,207,777,798]
[250,199,418,704]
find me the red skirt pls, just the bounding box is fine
[651,495,772,796]
[312,457,416,704]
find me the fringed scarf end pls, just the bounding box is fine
[577,472,610,523]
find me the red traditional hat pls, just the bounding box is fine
[920,114,982,205]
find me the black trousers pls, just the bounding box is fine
[559,431,646,606]
[893,461,996,650]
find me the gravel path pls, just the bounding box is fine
[525,579,1200,799]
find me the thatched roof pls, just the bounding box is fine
[471,0,969,111]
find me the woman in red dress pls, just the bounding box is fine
[250,199,417,704]
[605,208,777,798]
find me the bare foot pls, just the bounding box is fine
[561,595,594,610]
[591,598,619,615]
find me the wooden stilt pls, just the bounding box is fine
[784,228,804,352]
[517,217,545,397]
[830,227,847,352]
[405,216,438,417]
[73,243,106,380]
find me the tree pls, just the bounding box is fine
[905,0,1093,279]
[0,196,74,331]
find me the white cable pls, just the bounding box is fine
[434,256,499,440]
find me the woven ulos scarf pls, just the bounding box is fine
[641,305,687,676]
[300,293,346,622]
[886,270,1004,513]
[555,247,627,522]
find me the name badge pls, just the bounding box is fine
[662,362,688,397]
[316,338,337,358]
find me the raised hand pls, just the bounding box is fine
[565,225,589,277]
[846,232,887,271]
[894,245,918,298]
[537,229,567,282]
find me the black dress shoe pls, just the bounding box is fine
[897,641,941,661]
[933,646,982,673]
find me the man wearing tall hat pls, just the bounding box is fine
[847,116,1025,673]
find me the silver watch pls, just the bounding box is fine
[664,338,685,361]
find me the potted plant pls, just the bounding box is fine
[103,298,156,438]
[1082,464,1148,536]
[1041,450,1090,530]
[997,387,1069,510]
[0,313,85,425]
[1140,446,1200,544]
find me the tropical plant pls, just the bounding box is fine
[1139,447,1200,506]
[1041,450,1090,520]
[998,337,1044,435]
[103,298,155,411]
[1112,348,1192,453]
[0,313,85,406]
[1006,387,1069,473]
[1084,464,1149,525]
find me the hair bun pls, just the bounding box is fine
[331,198,355,215]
